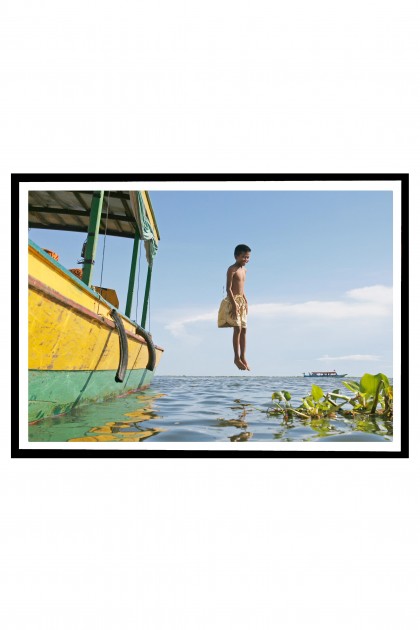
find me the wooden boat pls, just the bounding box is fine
[28,190,164,422]
[303,370,347,378]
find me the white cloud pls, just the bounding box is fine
[317,354,381,362]
[162,285,392,338]
[345,285,393,304]
[250,299,389,319]
[250,284,392,320]
[165,310,218,338]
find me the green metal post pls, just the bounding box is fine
[141,265,152,328]
[82,191,104,286]
[125,228,140,318]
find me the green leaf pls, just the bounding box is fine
[311,384,324,402]
[360,373,383,397]
[376,373,390,388]
[282,390,292,401]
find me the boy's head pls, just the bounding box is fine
[234,244,251,266]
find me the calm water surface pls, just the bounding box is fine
[28,376,393,443]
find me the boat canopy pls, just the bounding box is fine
[28,190,160,242]
[310,371,337,375]
[28,189,160,321]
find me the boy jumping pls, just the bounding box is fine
[218,244,251,370]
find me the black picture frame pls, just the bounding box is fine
[14,173,408,458]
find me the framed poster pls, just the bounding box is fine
[14,173,408,458]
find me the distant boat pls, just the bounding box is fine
[303,370,347,378]
[28,190,164,422]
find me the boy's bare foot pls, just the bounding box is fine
[240,357,251,370]
[234,358,246,370]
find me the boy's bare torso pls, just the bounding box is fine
[227,263,246,295]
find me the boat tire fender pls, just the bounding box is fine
[110,309,128,382]
[135,325,156,372]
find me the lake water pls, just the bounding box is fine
[28,375,393,443]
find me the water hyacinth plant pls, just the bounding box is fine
[269,373,393,421]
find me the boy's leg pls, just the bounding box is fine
[233,327,245,370]
[239,327,250,370]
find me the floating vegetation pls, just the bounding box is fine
[268,373,393,421]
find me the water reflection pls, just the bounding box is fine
[67,392,166,442]
[306,416,337,438]
[217,418,248,429]
[230,432,253,442]
[216,400,255,441]
[352,416,393,437]
[68,422,163,442]
[28,390,166,443]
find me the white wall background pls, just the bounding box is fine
[1,1,418,629]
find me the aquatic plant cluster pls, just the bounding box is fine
[269,373,393,421]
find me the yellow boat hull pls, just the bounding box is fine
[28,243,163,421]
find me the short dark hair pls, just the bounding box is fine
[234,244,251,256]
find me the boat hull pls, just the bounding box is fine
[28,242,163,422]
[29,367,156,422]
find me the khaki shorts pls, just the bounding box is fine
[217,295,247,328]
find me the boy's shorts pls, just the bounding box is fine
[217,295,247,328]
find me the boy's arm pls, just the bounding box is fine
[226,267,239,316]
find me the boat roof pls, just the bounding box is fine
[310,371,336,373]
[28,190,160,241]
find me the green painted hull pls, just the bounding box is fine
[29,368,155,422]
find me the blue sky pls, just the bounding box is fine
[29,189,394,377]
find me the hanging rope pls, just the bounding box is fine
[135,238,142,323]
[99,191,111,291]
